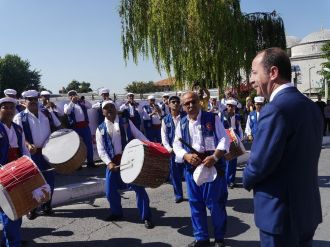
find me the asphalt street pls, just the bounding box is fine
[2,145,330,247]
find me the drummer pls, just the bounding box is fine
[64,90,96,168]
[142,95,162,143]
[92,88,111,125]
[4,89,25,113]
[95,100,154,229]
[13,90,61,220]
[219,98,243,189]
[173,91,229,247]
[0,97,30,246]
[161,95,186,203]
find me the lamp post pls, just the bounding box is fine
[308,66,315,98]
[324,67,330,101]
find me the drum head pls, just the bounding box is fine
[120,139,145,184]
[0,186,16,220]
[42,129,80,164]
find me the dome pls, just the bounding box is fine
[300,28,330,44]
[286,36,301,48]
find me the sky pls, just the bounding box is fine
[0,0,329,94]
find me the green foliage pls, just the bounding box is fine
[120,0,286,91]
[321,41,330,80]
[125,81,157,95]
[0,54,42,97]
[64,80,93,93]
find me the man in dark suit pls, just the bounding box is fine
[243,47,323,247]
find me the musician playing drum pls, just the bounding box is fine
[173,91,229,247]
[142,95,162,143]
[13,90,61,220]
[0,97,30,247]
[95,100,154,229]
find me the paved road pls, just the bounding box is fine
[2,146,330,247]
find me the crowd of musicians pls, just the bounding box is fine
[0,48,324,247]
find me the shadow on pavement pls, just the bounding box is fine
[225,239,259,247]
[21,227,73,243]
[313,240,330,246]
[24,238,172,247]
[227,198,254,214]
[318,176,330,187]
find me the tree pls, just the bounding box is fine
[64,80,93,93]
[119,0,286,91]
[320,41,330,95]
[125,81,157,97]
[0,54,42,97]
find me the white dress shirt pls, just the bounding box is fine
[269,82,294,102]
[120,102,139,117]
[96,116,148,165]
[64,101,92,122]
[161,114,181,153]
[13,109,61,148]
[173,110,229,163]
[2,122,30,157]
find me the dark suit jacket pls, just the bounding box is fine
[243,86,323,235]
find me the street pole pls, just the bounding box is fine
[308,66,315,98]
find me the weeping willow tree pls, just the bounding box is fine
[120,0,286,91]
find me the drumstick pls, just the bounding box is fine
[178,138,206,160]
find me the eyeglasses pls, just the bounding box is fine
[170,100,180,104]
[183,100,197,106]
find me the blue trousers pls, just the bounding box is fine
[105,169,151,221]
[0,212,22,247]
[31,152,55,196]
[73,126,94,163]
[170,155,185,201]
[226,158,237,185]
[185,170,228,241]
[145,127,161,143]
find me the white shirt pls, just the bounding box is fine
[96,116,148,165]
[64,101,92,122]
[173,110,229,163]
[120,102,139,117]
[269,82,294,102]
[161,114,181,153]
[142,104,161,125]
[244,111,260,136]
[1,123,30,157]
[13,109,61,148]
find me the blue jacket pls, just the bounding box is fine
[220,112,241,138]
[0,122,23,165]
[243,87,323,235]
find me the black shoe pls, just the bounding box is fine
[187,239,210,247]
[42,204,54,215]
[214,239,225,247]
[175,198,184,204]
[87,162,97,168]
[144,220,154,229]
[26,209,38,220]
[104,214,123,221]
[229,183,235,189]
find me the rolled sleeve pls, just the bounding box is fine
[95,128,111,165]
[215,116,230,152]
[172,123,187,163]
[161,120,172,153]
[64,102,75,114]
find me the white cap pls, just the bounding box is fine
[254,96,265,103]
[193,164,217,186]
[4,89,17,96]
[40,90,51,96]
[226,99,237,106]
[67,90,78,96]
[0,97,17,105]
[102,100,116,109]
[177,91,182,95]
[162,93,169,97]
[126,92,134,96]
[210,96,217,99]
[24,90,39,98]
[21,91,27,98]
[99,88,110,95]
[148,95,155,100]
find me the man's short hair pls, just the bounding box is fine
[258,47,291,82]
